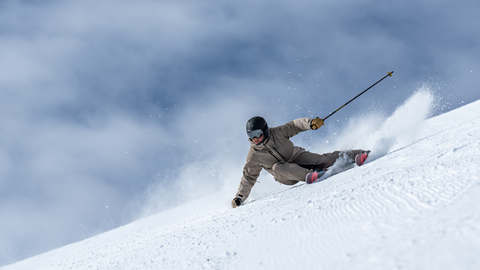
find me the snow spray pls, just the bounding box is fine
[317,88,435,163]
[368,88,434,160]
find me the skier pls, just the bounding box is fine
[231,116,370,208]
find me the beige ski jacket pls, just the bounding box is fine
[235,118,314,202]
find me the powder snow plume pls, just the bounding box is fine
[320,87,435,162]
[369,88,434,160]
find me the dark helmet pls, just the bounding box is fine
[246,116,269,143]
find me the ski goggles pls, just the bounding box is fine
[247,129,264,140]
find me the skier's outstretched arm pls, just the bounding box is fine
[232,163,261,208]
[276,117,324,138]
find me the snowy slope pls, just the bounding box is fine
[3,98,480,270]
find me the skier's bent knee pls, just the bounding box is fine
[275,179,299,185]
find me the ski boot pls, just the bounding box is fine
[305,170,326,184]
[355,150,371,166]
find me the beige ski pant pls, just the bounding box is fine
[271,149,364,185]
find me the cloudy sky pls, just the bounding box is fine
[0,0,479,266]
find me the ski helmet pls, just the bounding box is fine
[246,116,269,143]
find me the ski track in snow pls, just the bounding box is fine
[3,100,480,270]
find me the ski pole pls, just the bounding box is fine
[323,71,394,121]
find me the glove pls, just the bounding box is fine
[310,117,324,130]
[231,197,242,208]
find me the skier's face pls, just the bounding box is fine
[251,135,264,145]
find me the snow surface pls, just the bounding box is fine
[3,95,480,270]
